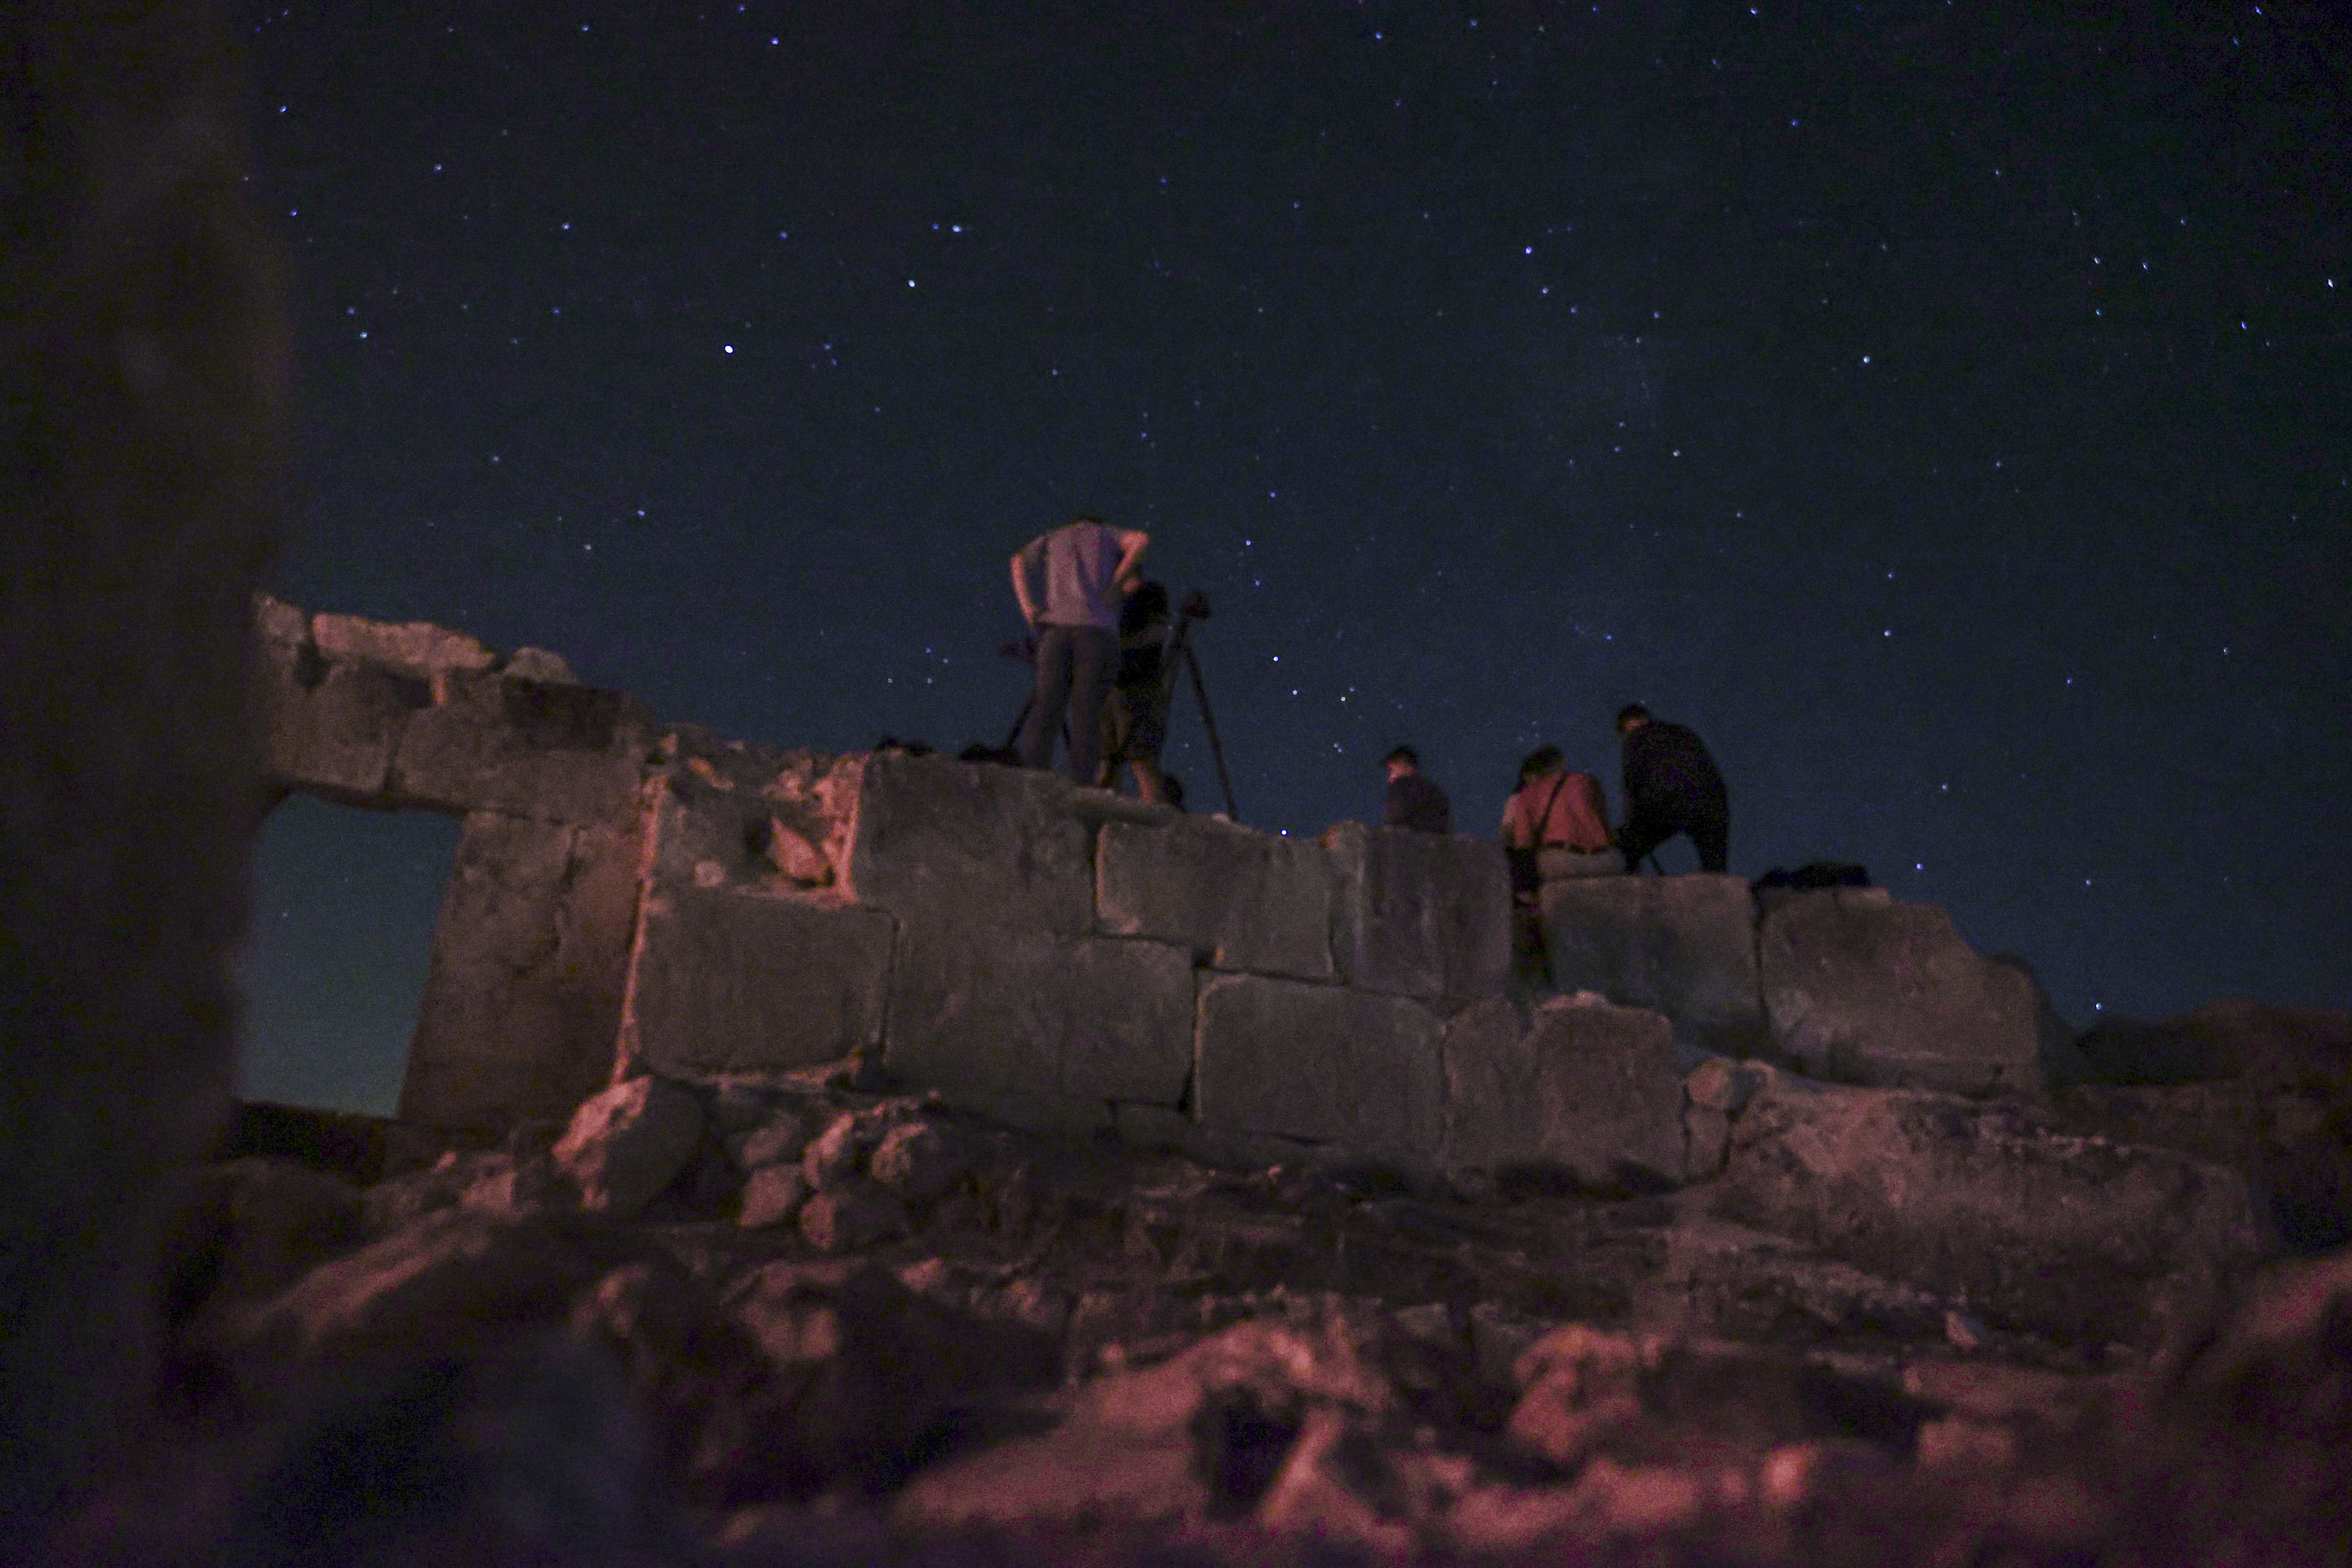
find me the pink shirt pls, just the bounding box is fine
[1500,772,1611,851]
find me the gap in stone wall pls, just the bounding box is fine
[239,793,464,1115]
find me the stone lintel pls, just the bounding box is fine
[388,667,650,824]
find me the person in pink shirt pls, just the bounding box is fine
[1500,745,1623,893]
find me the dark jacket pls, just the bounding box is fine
[1621,720,1726,816]
[1384,772,1453,835]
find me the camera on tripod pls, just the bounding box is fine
[995,585,1236,819]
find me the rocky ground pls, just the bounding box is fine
[48,1002,2352,1566]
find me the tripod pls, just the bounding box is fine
[1000,589,1240,821]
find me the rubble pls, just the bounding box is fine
[138,599,2351,1562]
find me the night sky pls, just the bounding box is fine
[235,0,2349,1113]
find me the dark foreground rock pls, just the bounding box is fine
[2053,1001,2352,1251]
[52,1047,2352,1565]
[1713,1065,2264,1347]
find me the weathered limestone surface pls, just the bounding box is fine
[1060,939,1198,1105]
[311,612,498,679]
[1439,994,1684,1188]
[1110,1102,1323,1171]
[1096,817,1336,980]
[640,732,864,899]
[401,812,642,1133]
[1759,890,2046,1096]
[389,668,649,825]
[1712,1066,2263,1344]
[1322,821,1511,1003]
[258,594,651,827]
[880,924,1067,1115]
[882,925,1193,1136]
[1540,874,1765,1058]
[553,1075,705,1218]
[2050,1002,2352,1252]
[1194,974,1444,1163]
[849,751,1092,939]
[260,652,430,805]
[617,886,896,1079]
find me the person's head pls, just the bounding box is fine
[1384,744,1419,782]
[1069,512,1104,529]
[1517,744,1564,786]
[1616,703,1653,738]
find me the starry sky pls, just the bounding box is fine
[236,0,2349,1112]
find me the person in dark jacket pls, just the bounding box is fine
[1098,578,1174,803]
[1382,745,1452,834]
[1614,704,1729,873]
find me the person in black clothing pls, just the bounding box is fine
[1098,578,1173,803]
[1382,745,1452,834]
[1614,704,1729,873]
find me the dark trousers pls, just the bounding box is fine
[1016,624,1116,782]
[1619,795,1729,874]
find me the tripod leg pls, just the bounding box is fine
[1182,647,1240,821]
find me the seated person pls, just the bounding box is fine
[1381,744,1452,834]
[1500,744,1623,894]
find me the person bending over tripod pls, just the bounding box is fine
[1009,514,1148,782]
[1098,577,1173,803]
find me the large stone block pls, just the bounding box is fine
[881,925,1192,1132]
[848,751,1091,939]
[400,812,642,1131]
[618,885,896,1078]
[261,648,430,804]
[1713,1067,2263,1345]
[389,667,649,824]
[1539,874,1764,1059]
[1193,974,1443,1163]
[311,611,498,678]
[1322,822,1511,1003]
[1759,891,2045,1096]
[1060,938,1197,1105]
[1439,992,1685,1188]
[1096,817,1335,980]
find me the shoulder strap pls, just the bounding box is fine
[1534,774,1568,845]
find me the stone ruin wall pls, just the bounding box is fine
[257,595,2082,1186]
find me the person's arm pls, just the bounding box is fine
[1010,547,1040,628]
[1384,779,1409,829]
[1112,529,1149,588]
